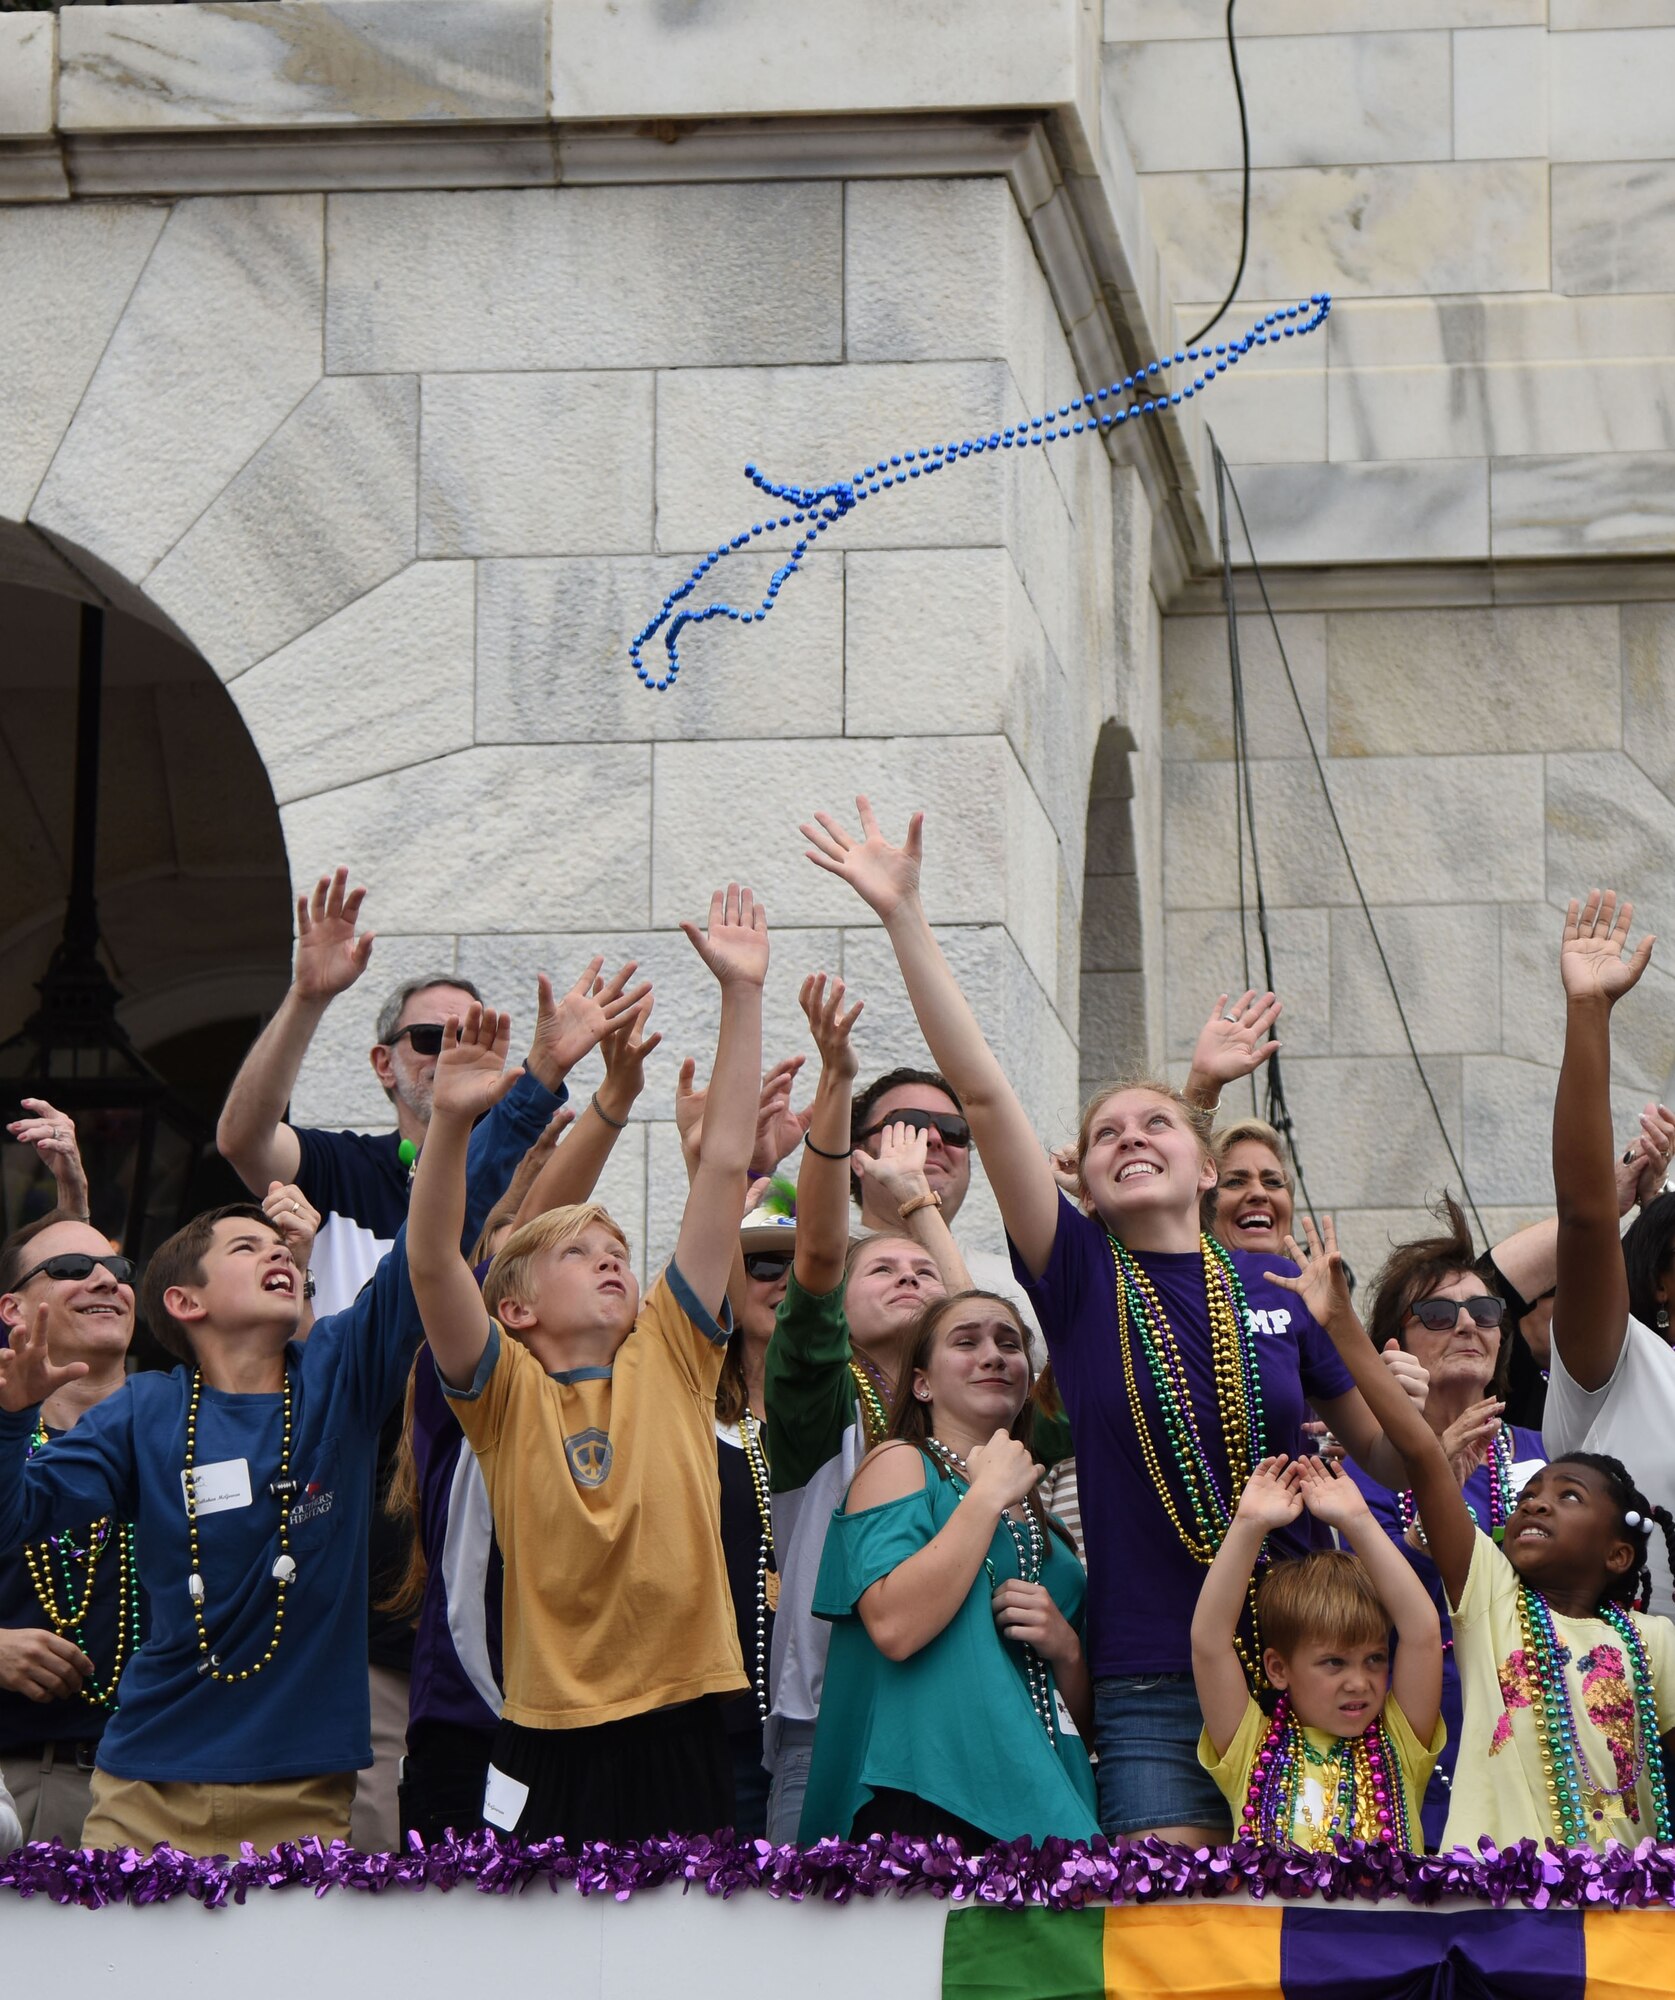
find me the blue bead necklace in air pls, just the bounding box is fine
[631,294,1332,691]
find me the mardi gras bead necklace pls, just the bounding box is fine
[735,1410,779,1721]
[24,1422,140,1712]
[849,1360,891,1447]
[1515,1582,1671,1844]
[925,1437,1056,1740]
[632,297,1332,691]
[1240,1692,1411,1851]
[1111,1232,1268,1677]
[1398,1427,1517,1544]
[183,1368,296,1684]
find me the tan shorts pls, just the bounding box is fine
[83,1766,354,1856]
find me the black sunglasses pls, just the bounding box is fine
[857,1108,971,1150]
[387,1022,447,1056]
[14,1251,136,1289]
[1408,1294,1506,1334]
[743,1252,793,1283]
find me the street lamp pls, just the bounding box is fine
[0,601,205,1261]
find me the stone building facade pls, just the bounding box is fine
[0,0,1670,1278]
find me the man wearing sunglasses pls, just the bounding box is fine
[0,1208,142,1846]
[848,1067,1039,1334]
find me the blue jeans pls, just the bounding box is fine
[1092,1673,1232,1838]
[764,1720,816,1845]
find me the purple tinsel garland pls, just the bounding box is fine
[6,1831,1675,1914]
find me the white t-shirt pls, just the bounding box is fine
[1544,1312,1675,1619]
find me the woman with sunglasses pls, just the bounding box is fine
[1341,1197,1547,1846]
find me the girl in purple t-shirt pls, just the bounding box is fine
[803,798,1416,1842]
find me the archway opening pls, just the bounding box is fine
[1079,721,1148,1103]
[0,544,293,1318]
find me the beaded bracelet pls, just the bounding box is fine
[631,295,1331,691]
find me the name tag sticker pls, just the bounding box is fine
[1054,1689,1081,1741]
[181,1457,253,1517]
[483,1763,530,1832]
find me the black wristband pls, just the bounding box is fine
[803,1135,852,1162]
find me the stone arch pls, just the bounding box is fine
[1078,721,1149,1106]
[0,517,292,1158]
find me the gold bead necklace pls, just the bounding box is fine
[183,1367,295,1684]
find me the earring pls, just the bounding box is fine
[1659,1307,1670,1333]
[914,1386,929,1400]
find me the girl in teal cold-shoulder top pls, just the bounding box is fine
[799,1291,1099,1848]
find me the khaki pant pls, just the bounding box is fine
[350,1662,410,1852]
[83,1766,353,1857]
[1,1743,95,1847]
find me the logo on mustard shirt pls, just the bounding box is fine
[565,1427,613,1487]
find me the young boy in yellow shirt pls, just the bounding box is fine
[408,885,768,1845]
[1192,1454,1444,1849]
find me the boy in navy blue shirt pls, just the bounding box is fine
[0,1047,575,1855]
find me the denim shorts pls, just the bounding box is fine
[1092,1673,1233,1838]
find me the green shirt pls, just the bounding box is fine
[799,1452,1100,1846]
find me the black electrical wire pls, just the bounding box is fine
[1186,0,1250,350]
[1213,441,1318,1235]
[1209,434,1488,1247]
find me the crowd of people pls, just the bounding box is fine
[3,817,1675,1864]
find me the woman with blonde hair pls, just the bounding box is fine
[801,798,1411,1844]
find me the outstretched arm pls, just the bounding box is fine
[1293,1456,1442,1745]
[1269,1217,1476,1608]
[1191,1457,1300,1756]
[7,1100,90,1221]
[673,886,769,1321]
[216,867,373,1191]
[793,972,865,1296]
[1551,892,1655,1392]
[409,1006,521,1390]
[513,995,661,1225]
[802,798,1060,1277]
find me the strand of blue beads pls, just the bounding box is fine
[629,293,1332,691]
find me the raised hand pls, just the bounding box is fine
[1269,1214,1353,1328]
[1560,890,1654,1008]
[1292,1454,1373,1530]
[1189,990,1283,1095]
[7,1099,89,1218]
[752,1054,812,1176]
[528,958,651,1089]
[681,884,769,989]
[431,1005,523,1126]
[1381,1338,1430,1413]
[1437,1395,1503,1487]
[853,1119,932,1214]
[675,1056,707,1169]
[261,1181,321,1273]
[596,996,663,1124]
[293,866,375,1003]
[0,1301,87,1415]
[801,796,923,922]
[1233,1455,1304,1531]
[1617,1101,1675,1214]
[991,1578,1080,1669]
[965,1429,1045,1513]
[799,972,864,1082]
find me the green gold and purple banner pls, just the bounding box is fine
[942,1903,1675,2000]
